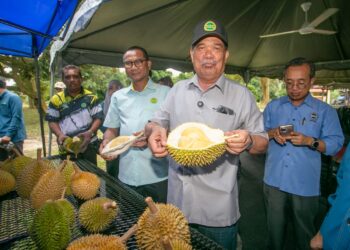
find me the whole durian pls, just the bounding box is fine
[30,198,73,250]
[67,225,137,250]
[71,165,100,200]
[16,148,53,198]
[136,197,191,250]
[79,197,119,232]
[0,169,16,196]
[7,155,33,178]
[167,122,229,167]
[30,161,66,209]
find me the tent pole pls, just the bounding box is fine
[34,56,47,157]
[48,66,55,156]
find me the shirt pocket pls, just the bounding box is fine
[0,103,10,117]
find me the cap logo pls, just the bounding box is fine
[203,21,216,32]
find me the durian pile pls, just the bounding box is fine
[136,197,192,250]
[167,122,229,167]
[0,148,33,197]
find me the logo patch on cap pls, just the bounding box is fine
[203,21,216,32]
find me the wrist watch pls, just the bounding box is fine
[310,137,319,150]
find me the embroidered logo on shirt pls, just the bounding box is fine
[310,112,318,122]
[81,102,87,108]
[150,97,157,104]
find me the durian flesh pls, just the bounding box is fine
[167,122,226,167]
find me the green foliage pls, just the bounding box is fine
[269,79,286,99]
[151,70,172,82]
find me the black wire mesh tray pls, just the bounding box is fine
[0,157,223,249]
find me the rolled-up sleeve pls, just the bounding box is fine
[321,107,344,156]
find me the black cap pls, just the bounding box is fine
[192,19,228,47]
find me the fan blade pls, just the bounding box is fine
[312,29,337,35]
[309,8,339,28]
[260,30,299,38]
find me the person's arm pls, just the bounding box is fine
[49,121,67,145]
[6,94,23,141]
[145,122,168,158]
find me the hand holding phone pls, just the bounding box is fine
[279,125,294,137]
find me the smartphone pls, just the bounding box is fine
[279,124,294,137]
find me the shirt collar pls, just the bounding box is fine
[187,74,225,93]
[127,78,155,93]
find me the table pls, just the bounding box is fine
[0,158,224,249]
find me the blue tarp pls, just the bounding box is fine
[0,0,78,58]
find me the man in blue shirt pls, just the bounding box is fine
[100,46,170,202]
[263,57,344,249]
[0,79,26,160]
[310,145,350,249]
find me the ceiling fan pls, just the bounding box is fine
[260,2,338,38]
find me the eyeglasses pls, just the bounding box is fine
[123,58,147,68]
[285,82,308,90]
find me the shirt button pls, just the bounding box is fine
[285,165,288,168]
[287,153,290,156]
[197,101,204,108]
[292,119,295,121]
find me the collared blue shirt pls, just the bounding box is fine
[0,90,26,142]
[103,80,170,186]
[263,94,344,196]
[320,146,350,250]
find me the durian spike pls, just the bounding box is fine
[145,197,158,214]
[162,236,173,250]
[120,224,138,243]
[103,201,118,211]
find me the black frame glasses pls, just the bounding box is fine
[123,58,147,68]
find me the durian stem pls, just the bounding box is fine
[36,148,42,160]
[103,201,117,210]
[120,224,138,243]
[59,160,67,172]
[145,197,158,214]
[162,236,173,250]
[60,187,67,199]
[67,155,71,161]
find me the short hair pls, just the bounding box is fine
[0,79,6,88]
[108,79,123,89]
[124,46,149,60]
[61,65,82,80]
[284,57,315,78]
[158,76,174,88]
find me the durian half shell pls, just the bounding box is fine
[167,122,226,167]
[101,132,144,159]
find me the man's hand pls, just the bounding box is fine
[310,231,323,250]
[57,133,68,145]
[0,136,11,144]
[290,131,312,146]
[225,130,252,155]
[268,127,290,145]
[99,138,115,161]
[132,130,147,148]
[77,130,93,153]
[148,126,168,157]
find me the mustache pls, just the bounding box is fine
[201,60,217,66]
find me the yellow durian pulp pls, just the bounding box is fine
[167,122,227,167]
